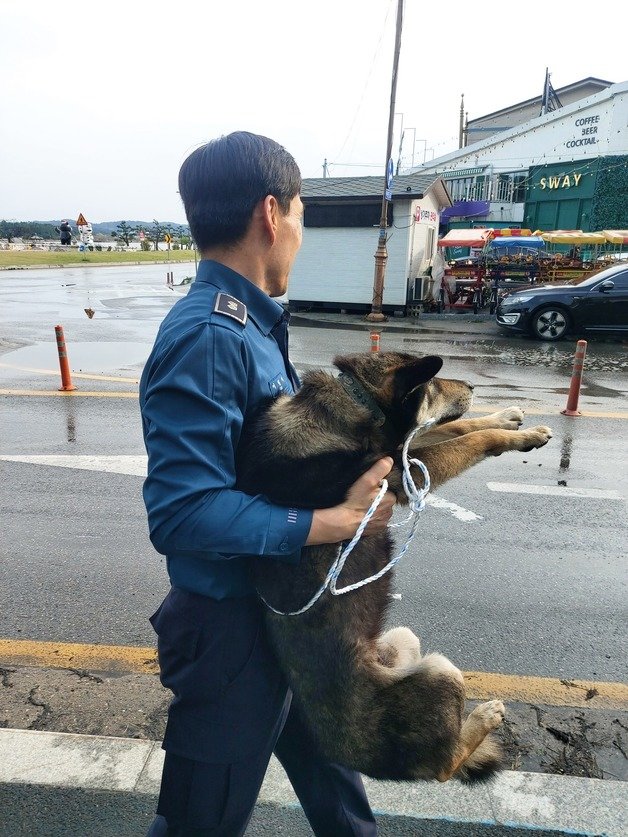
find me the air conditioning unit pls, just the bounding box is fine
[412,276,434,302]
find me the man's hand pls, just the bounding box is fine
[305,458,396,546]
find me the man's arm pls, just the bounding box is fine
[140,323,312,558]
[306,458,396,545]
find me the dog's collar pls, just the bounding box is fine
[337,372,386,427]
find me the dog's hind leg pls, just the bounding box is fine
[435,700,505,783]
[376,626,422,671]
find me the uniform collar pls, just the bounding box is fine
[193,259,286,335]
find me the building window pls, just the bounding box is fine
[496,174,513,202]
[513,175,526,203]
[495,172,527,204]
[304,202,391,228]
[447,176,490,202]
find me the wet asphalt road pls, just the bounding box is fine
[0,264,627,683]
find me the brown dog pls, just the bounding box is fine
[237,351,552,782]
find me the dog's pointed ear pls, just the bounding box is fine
[393,356,443,400]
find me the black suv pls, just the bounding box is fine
[496,263,628,341]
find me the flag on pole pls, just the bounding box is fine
[540,69,562,116]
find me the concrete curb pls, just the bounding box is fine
[289,311,498,335]
[0,728,625,836]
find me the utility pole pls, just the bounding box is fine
[458,94,465,148]
[367,0,404,323]
[322,158,329,178]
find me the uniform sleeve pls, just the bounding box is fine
[140,323,312,559]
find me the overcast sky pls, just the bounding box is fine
[1,0,625,225]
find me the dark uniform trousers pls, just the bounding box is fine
[146,587,377,837]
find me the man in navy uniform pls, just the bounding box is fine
[140,131,395,836]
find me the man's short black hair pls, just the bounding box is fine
[178,131,302,251]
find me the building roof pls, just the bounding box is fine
[408,80,627,177]
[301,173,446,201]
[466,77,613,126]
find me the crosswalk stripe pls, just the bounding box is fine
[487,482,624,501]
[426,495,482,521]
[0,455,146,475]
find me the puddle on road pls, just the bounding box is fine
[400,336,628,375]
[1,341,151,376]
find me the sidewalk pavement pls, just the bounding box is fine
[1,727,625,836]
[289,309,500,337]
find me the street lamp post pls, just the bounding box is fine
[366,0,404,323]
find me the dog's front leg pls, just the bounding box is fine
[405,425,552,491]
[417,407,524,445]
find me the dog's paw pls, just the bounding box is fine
[469,699,506,732]
[517,425,553,451]
[491,406,524,430]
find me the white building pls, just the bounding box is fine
[289,173,451,314]
[407,80,628,231]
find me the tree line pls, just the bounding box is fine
[0,221,58,240]
[0,220,192,250]
[112,220,193,250]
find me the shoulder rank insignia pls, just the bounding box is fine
[213,293,247,325]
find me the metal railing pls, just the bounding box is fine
[447,176,525,204]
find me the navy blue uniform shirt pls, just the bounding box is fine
[139,260,312,598]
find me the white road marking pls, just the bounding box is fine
[8,460,620,515]
[426,495,483,522]
[0,455,147,476]
[487,482,624,501]
[0,455,486,523]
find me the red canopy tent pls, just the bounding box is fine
[437,228,493,248]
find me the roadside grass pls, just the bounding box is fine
[0,250,196,268]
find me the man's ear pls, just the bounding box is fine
[260,195,279,245]
[393,356,443,400]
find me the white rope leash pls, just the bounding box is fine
[261,420,435,616]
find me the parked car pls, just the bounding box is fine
[495,263,628,341]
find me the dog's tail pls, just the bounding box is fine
[455,734,503,784]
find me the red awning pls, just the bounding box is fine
[438,228,493,248]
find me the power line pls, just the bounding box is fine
[333,0,395,166]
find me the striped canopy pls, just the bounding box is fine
[490,228,533,238]
[539,230,607,245]
[601,230,628,245]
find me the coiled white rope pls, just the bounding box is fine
[261,419,435,616]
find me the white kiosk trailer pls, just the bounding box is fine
[289,173,452,315]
